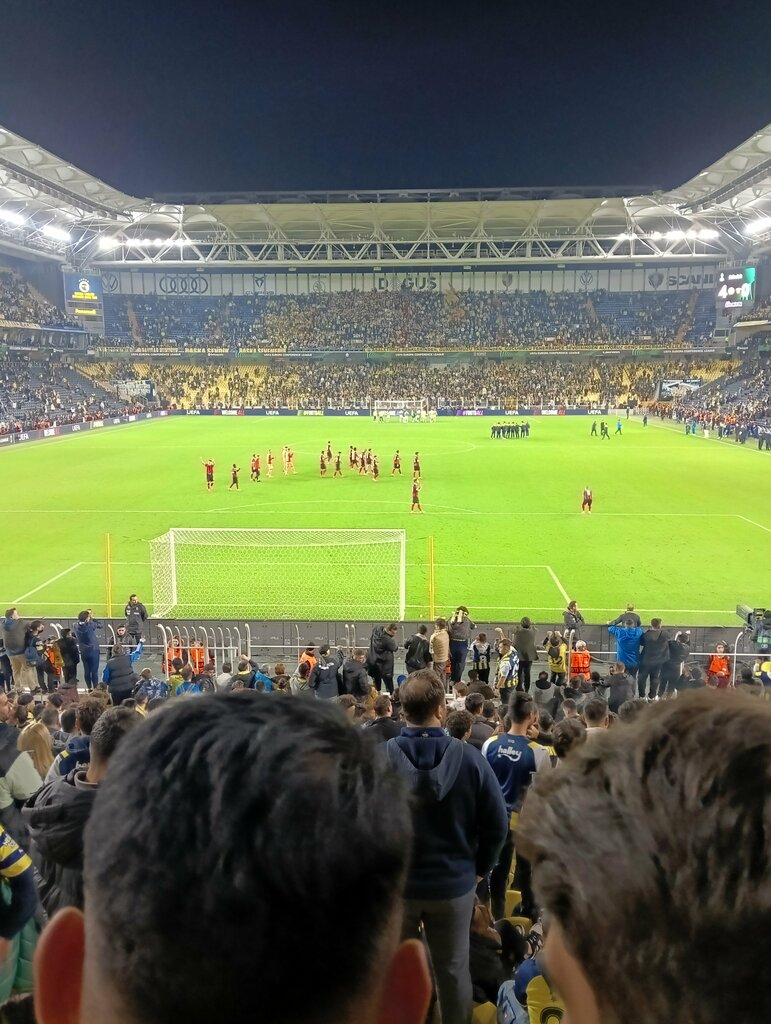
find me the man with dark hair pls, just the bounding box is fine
[365,695,401,743]
[445,709,474,741]
[404,625,430,673]
[482,691,552,920]
[386,669,507,1024]
[637,618,670,699]
[123,594,147,648]
[583,697,609,735]
[24,707,140,917]
[1,608,33,692]
[367,622,398,695]
[605,662,636,714]
[47,699,104,782]
[465,692,494,751]
[517,691,771,1024]
[308,644,344,700]
[34,693,432,1024]
[608,617,644,680]
[342,648,371,700]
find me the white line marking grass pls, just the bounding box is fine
[13,563,84,603]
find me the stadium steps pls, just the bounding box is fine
[673,290,699,346]
[126,301,144,345]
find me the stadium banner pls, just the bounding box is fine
[243,408,298,416]
[437,407,605,416]
[323,409,370,416]
[4,409,170,446]
[100,263,719,299]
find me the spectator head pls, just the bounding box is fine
[517,691,771,1024]
[75,698,104,737]
[40,707,60,731]
[400,670,446,726]
[482,700,497,721]
[417,625,427,637]
[319,644,330,657]
[465,693,484,716]
[171,658,184,672]
[180,665,194,681]
[29,620,44,635]
[77,610,91,623]
[499,638,512,652]
[538,711,554,734]
[35,694,430,1024]
[4,608,17,621]
[509,691,537,726]
[373,695,392,718]
[60,708,77,735]
[561,698,579,719]
[434,618,447,631]
[477,632,487,642]
[303,646,314,655]
[575,640,587,651]
[386,623,398,636]
[297,661,311,680]
[520,616,532,629]
[612,661,627,674]
[120,698,136,710]
[335,694,357,720]
[626,603,635,613]
[274,663,286,677]
[87,707,140,785]
[111,644,125,658]
[467,669,479,683]
[146,699,165,714]
[18,720,53,778]
[552,719,587,761]
[60,627,72,639]
[445,710,474,741]
[618,699,649,723]
[651,618,662,629]
[128,594,137,604]
[567,601,578,613]
[220,662,232,675]
[46,693,64,710]
[139,668,153,681]
[624,618,637,628]
[583,698,610,728]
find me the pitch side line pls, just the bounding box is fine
[12,563,84,603]
[737,515,771,534]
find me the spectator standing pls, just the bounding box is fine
[517,692,771,1024]
[54,628,79,692]
[75,611,100,691]
[569,640,591,681]
[495,638,519,701]
[341,648,371,700]
[661,630,690,696]
[448,606,475,685]
[562,601,585,638]
[308,645,344,700]
[34,693,433,1024]
[24,707,140,917]
[605,662,636,713]
[387,670,507,1024]
[1,610,34,692]
[608,618,645,679]
[289,660,312,696]
[512,616,538,692]
[471,633,492,684]
[215,661,233,692]
[123,594,147,647]
[482,692,552,920]
[46,699,104,782]
[404,624,430,673]
[102,642,144,706]
[367,623,398,694]
[429,618,451,683]
[637,619,670,698]
[134,667,170,703]
[543,631,568,685]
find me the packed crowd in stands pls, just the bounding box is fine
[0,599,767,1023]
[88,356,729,411]
[0,357,138,434]
[0,270,79,329]
[102,287,717,353]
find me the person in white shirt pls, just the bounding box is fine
[215,661,233,692]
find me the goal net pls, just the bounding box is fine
[150,528,406,621]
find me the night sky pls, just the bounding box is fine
[2,0,771,199]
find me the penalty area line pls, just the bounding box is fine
[12,563,84,603]
[546,565,570,603]
[737,515,771,534]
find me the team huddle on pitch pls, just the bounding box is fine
[199,444,425,510]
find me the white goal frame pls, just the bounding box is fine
[150,527,406,621]
[373,398,429,414]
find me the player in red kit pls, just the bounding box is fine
[326,441,333,461]
[334,452,343,477]
[320,451,327,477]
[349,446,355,469]
[201,459,215,491]
[250,453,261,482]
[581,486,593,513]
[410,479,422,513]
[413,452,421,480]
[372,455,379,481]
[267,450,274,478]
[286,449,295,474]
[229,464,241,490]
[393,450,401,475]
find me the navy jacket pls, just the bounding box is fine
[386,727,508,900]
[74,621,99,654]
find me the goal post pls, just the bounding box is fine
[150,528,407,621]
[373,398,429,417]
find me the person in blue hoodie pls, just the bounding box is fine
[607,618,645,679]
[386,669,508,1024]
[74,612,100,692]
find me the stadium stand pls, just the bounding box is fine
[0,269,79,329]
[101,288,718,353]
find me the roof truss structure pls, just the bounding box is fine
[2,121,771,268]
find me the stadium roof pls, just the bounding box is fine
[2,121,771,267]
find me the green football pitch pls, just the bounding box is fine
[1,415,768,625]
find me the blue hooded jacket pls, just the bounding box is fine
[386,727,508,900]
[608,625,645,668]
[74,621,99,653]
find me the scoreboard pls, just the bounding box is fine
[63,271,105,331]
[715,266,755,311]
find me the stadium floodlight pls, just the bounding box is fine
[616,232,635,241]
[666,229,686,240]
[699,228,719,239]
[649,231,662,241]
[98,236,119,250]
[0,209,25,226]
[744,216,771,236]
[41,224,71,242]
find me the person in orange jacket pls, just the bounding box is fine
[569,640,592,681]
[706,642,731,688]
